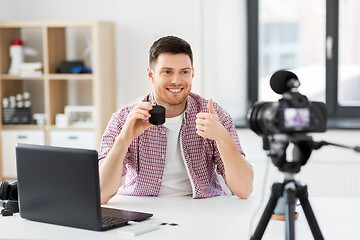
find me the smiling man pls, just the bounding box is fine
[98,36,253,204]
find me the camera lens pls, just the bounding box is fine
[247,102,279,137]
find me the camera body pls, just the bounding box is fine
[248,92,327,137]
[248,70,327,138]
[247,70,328,173]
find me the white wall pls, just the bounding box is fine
[1,0,359,197]
[0,0,200,106]
[0,0,247,115]
[202,0,248,119]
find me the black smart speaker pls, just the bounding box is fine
[149,105,166,125]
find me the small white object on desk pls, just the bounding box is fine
[116,221,160,237]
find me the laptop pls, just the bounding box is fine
[15,143,153,231]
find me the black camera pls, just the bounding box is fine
[249,71,360,239]
[247,70,327,137]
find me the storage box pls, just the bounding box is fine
[2,108,31,124]
[64,105,94,127]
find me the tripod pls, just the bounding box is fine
[251,175,324,240]
[250,133,360,239]
[250,134,325,240]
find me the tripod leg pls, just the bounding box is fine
[284,183,296,240]
[251,183,283,240]
[298,185,324,240]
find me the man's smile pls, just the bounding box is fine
[167,88,184,93]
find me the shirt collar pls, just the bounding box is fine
[147,92,157,105]
[184,93,198,125]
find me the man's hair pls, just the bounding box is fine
[149,36,193,67]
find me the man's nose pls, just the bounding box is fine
[170,74,182,84]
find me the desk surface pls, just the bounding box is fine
[1,195,360,240]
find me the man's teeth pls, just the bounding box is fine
[168,88,182,93]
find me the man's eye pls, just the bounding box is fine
[163,71,171,74]
[182,71,188,74]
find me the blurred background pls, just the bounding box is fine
[1,0,359,198]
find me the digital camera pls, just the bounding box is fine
[247,70,327,137]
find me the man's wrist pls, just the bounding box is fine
[116,131,132,148]
[215,125,231,144]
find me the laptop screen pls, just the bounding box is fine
[16,143,103,230]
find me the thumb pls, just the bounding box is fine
[208,98,216,114]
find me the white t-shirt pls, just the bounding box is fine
[159,112,193,196]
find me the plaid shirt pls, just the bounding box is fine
[99,92,245,198]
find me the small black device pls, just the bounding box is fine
[16,143,153,231]
[247,70,327,137]
[58,60,84,73]
[149,105,166,125]
[0,181,19,216]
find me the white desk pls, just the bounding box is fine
[1,195,359,240]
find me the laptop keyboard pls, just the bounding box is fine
[102,215,128,227]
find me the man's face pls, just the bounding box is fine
[148,53,194,107]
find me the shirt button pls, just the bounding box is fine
[161,154,165,159]
[160,130,165,134]
[158,179,162,182]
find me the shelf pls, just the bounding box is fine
[48,125,94,131]
[48,74,93,80]
[1,125,96,131]
[0,20,102,28]
[1,124,45,130]
[0,74,44,80]
[0,74,92,81]
[0,20,116,179]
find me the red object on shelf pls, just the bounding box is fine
[11,39,23,46]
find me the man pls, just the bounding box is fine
[99,36,253,204]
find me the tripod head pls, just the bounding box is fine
[262,133,314,174]
[262,133,360,174]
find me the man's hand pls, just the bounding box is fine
[195,99,226,141]
[196,99,254,199]
[118,102,154,144]
[100,102,154,204]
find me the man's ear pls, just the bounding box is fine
[147,67,154,84]
[192,67,195,78]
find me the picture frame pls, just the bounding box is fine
[64,105,95,127]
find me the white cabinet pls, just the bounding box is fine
[1,129,45,178]
[1,129,96,178]
[49,130,96,150]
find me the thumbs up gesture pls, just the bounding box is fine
[196,99,226,141]
[207,98,216,115]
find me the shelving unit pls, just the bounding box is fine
[0,21,116,179]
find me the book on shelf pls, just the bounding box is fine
[19,62,43,77]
